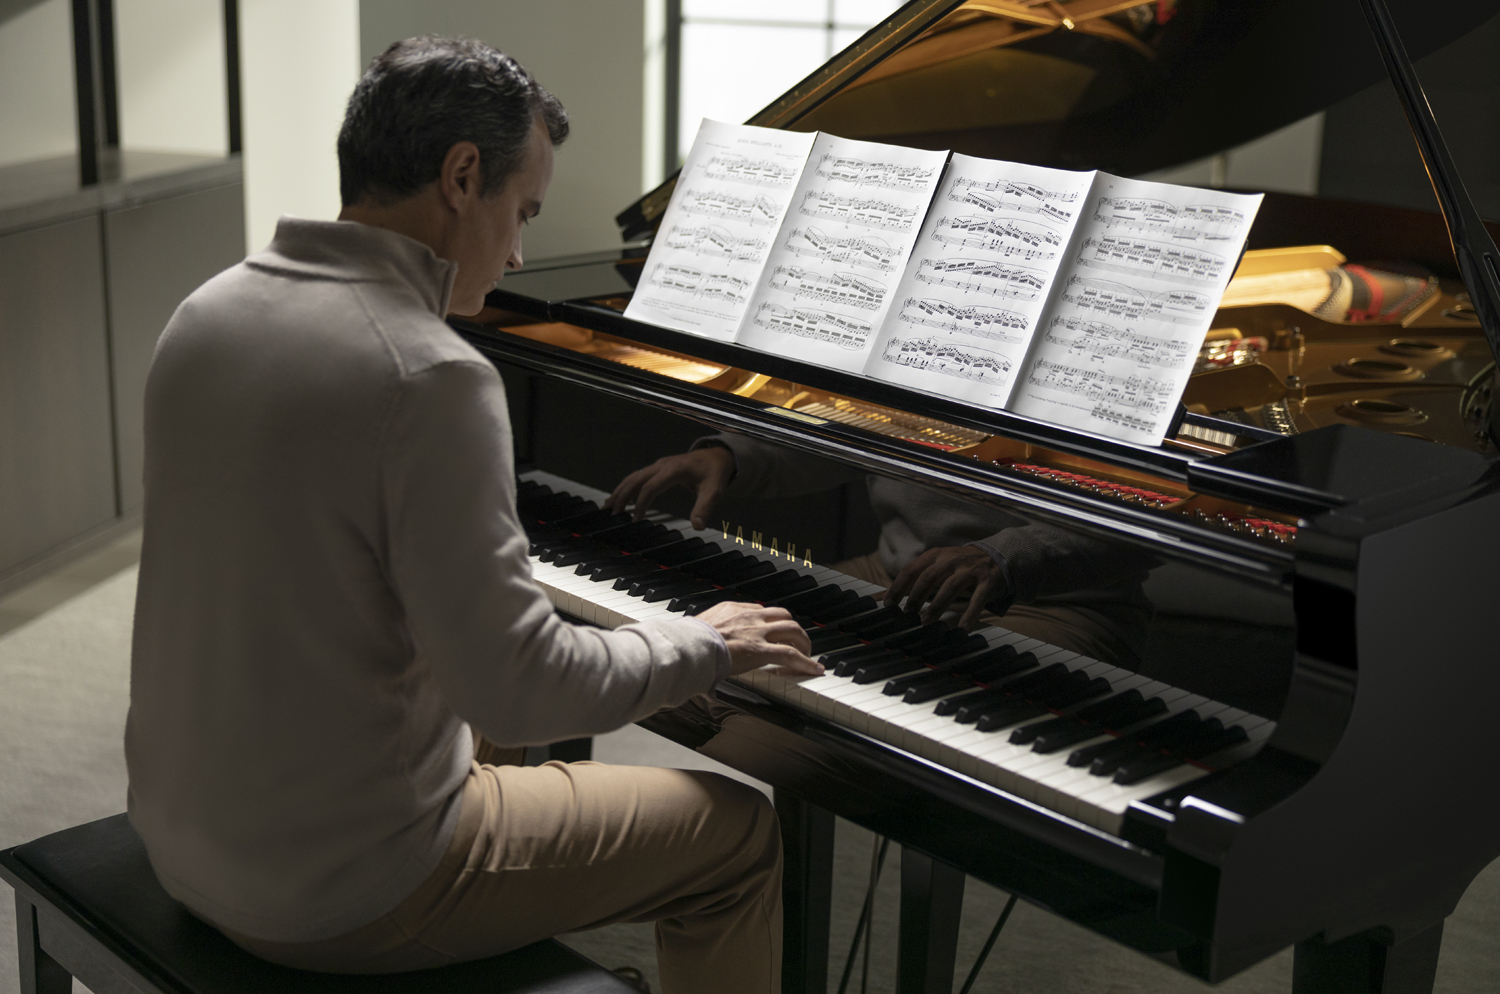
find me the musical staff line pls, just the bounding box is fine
[1092,197,1245,242]
[1075,235,1228,287]
[752,303,872,350]
[931,215,1060,260]
[767,266,887,311]
[914,258,1046,301]
[947,176,1077,224]
[1042,316,1192,368]
[881,337,1013,384]
[816,154,938,191]
[1061,276,1211,325]
[784,227,900,272]
[663,224,769,263]
[679,188,784,226]
[647,264,752,306]
[1027,358,1175,415]
[897,297,1028,344]
[702,153,801,188]
[799,191,919,231]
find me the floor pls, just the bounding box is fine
[1,535,1497,993]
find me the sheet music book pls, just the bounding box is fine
[625,121,1263,446]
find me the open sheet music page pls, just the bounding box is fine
[862,154,1094,406]
[734,134,948,373]
[1005,175,1263,444]
[623,120,816,341]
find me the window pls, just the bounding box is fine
[667,0,907,168]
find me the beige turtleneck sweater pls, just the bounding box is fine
[125,218,727,943]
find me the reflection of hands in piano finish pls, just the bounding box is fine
[663,224,769,263]
[947,176,1076,224]
[915,258,1046,301]
[784,226,899,272]
[752,303,873,350]
[815,154,939,191]
[799,191,920,231]
[679,188,784,226]
[1027,358,1175,414]
[1043,316,1192,368]
[1076,236,1228,287]
[701,153,801,188]
[1092,198,1245,242]
[1061,276,1211,325]
[766,265,887,311]
[897,297,1028,345]
[646,264,753,306]
[881,336,1013,384]
[931,215,1061,260]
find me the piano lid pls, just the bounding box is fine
[619,0,1500,240]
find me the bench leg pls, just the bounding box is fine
[1293,922,1445,994]
[15,895,71,994]
[775,791,835,994]
[897,849,965,994]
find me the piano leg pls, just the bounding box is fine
[1292,921,1444,994]
[775,791,835,994]
[897,849,966,994]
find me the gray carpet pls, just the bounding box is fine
[2,555,1497,993]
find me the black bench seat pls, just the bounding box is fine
[2,814,639,994]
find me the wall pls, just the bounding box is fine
[115,0,228,156]
[0,0,75,168]
[239,0,359,254]
[359,0,647,261]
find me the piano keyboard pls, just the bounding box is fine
[518,470,1275,836]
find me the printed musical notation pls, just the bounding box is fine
[647,264,753,306]
[948,176,1077,224]
[663,224,769,263]
[702,153,801,188]
[1061,277,1211,325]
[1075,235,1228,287]
[766,266,886,310]
[752,303,872,350]
[881,337,1012,384]
[897,297,1028,344]
[1042,316,1192,368]
[815,154,939,192]
[799,191,919,231]
[1092,198,1245,242]
[914,258,1046,301]
[784,227,899,272]
[679,188,784,226]
[930,215,1060,260]
[1027,358,1175,415]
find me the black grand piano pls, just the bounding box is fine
[461,2,1500,991]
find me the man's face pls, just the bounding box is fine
[448,118,555,316]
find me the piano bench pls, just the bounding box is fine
[2,814,639,994]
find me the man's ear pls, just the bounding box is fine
[438,141,483,212]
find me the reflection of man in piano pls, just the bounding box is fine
[124,38,816,994]
[608,436,1156,666]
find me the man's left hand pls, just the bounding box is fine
[884,546,1008,630]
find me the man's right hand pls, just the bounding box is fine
[605,445,735,530]
[696,601,821,677]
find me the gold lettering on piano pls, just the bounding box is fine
[804,549,813,567]
[787,543,796,561]
[770,538,780,558]
[752,531,763,550]
[721,520,731,540]
[735,526,745,545]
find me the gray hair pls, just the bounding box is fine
[337,36,568,207]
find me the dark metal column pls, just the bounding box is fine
[897,848,965,994]
[775,790,835,994]
[1293,922,1445,994]
[70,0,119,187]
[15,896,71,994]
[223,0,242,155]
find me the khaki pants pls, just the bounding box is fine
[226,746,783,994]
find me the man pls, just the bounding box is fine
[607,437,1156,666]
[125,37,817,993]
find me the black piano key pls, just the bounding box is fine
[591,520,675,551]
[641,538,714,567]
[733,570,815,601]
[834,604,905,634]
[880,649,991,697]
[552,546,624,569]
[636,579,715,603]
[716,558,778,585]
[915,632,989,664]
[856,613,927,640]
[585,558,660,581]
[879,624,965,654]
[1075,710,1202,774]
[525,495,592,521]
[812,595,878,624]
[674,551,742,580]
[549,508,630,534]
[823,642,894,667]
[851,656,928,685]
[953,665,1074,723]
[1024,693,1166,753]
[770,584,846,613]
[896,653,1033,703]
[667,589,742,614]
[974,701,1049,732]
[1111,752,1187,785]
[808,632,861,654]
[1039,675,1112,712]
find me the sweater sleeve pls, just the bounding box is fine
[383,360,728,746]
[694,432,866,497]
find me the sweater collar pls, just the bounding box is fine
[248,217,459,318]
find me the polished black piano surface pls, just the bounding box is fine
[457,2,1500,992]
